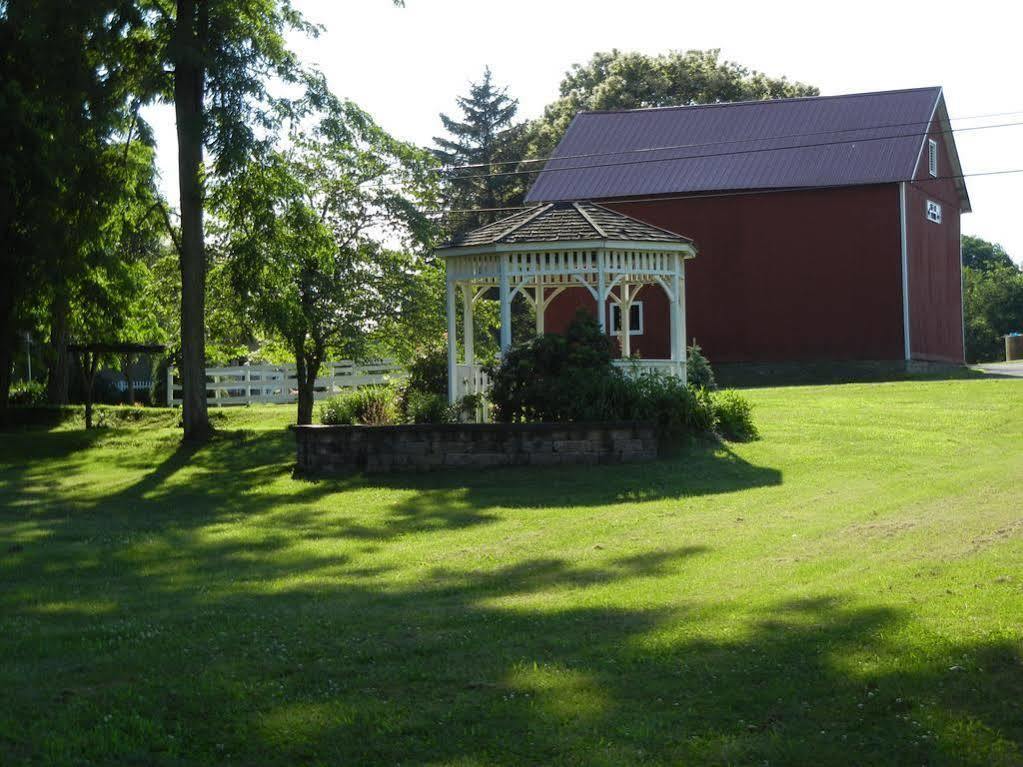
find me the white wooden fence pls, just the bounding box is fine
[166,360,406,407]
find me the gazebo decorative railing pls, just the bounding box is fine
[436,201,698,404]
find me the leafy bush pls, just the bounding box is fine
[713,389,759,442]
[623,373,716,439]
[487,312,735,440]
[9,380,46,406]
[687,343,716,390]
[404,345,449,397]
[488,310,617,422]
[403,389,452,424]
[320,386,399,425]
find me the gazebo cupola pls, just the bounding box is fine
[435,200,697,403]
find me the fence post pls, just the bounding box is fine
[166,367,174,407]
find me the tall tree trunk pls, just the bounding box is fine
[295,344,314,425]
[0,336,11,411]
[174,0,211,441]
[0,291,14,410]
[122,354,135,405]
[46,290,70,405]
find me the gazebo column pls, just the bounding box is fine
[534,284,545,335]
[619,282,633,358]
[498,256,512,355]
[446,277,458,404]
[678,257,688,384]
[461,284,475,367]
[597,251,607,333]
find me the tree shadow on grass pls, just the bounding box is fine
[287,438,782,542]
[4,544,1021,766]
[1,424,1019,764]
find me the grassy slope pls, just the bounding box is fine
[1,381,1021,766]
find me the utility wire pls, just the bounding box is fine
[442,119,1023,184]
[428,167,1023,216]
[440,107,1023,172]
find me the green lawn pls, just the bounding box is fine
[2,380,1022,766]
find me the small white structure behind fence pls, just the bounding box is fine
[167,360,406,407]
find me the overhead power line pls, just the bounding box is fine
[442,119,1023,185]
[428,167,1023,216]
[440,107,1023,173]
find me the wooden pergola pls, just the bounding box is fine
[435,201,697,403]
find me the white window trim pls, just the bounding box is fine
[609,301,644,336]
[928,139,938,177]
[926,199,942,224]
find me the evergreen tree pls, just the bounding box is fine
[433,68,525,236]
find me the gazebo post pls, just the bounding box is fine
[619,283,632,359]
[446,277,457,404]
[534,285,545,335]
[679,258,688,384]
[670,255,682,371]
[498,256,512,355]
[597,251,607,334]
[461,284,475,367]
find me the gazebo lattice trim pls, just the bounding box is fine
[437,202,697,405]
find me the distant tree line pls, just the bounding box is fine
[962,236,1023,362]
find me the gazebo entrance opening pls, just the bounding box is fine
[436,201,697,404]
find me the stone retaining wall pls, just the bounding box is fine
[294,422,658,474]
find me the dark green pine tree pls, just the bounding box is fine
[433,67,525,237]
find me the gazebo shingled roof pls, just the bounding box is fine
[441,200,692,249]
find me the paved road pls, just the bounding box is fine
[974,362,1023,378]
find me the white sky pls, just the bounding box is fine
[147,0,1023,263]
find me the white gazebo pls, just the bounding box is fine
[435,201,698,404]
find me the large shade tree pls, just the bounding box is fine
[214,96,437,424]
[0,1,151,409]
[130,0,320,440]
[525,49,819,160]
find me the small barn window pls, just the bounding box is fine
[926,200,942,224]
[928,139,938,177]
[609,302,644,335]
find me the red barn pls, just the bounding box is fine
[525,87,971,366]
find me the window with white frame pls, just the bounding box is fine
[928,139,938,177]
[609,302,644,335]
[926,199,942,224]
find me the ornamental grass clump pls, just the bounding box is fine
[320,385,399,426]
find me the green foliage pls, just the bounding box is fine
[487,311,617,422]
[404,346,449,397]
[962,235,1015,272]
[402,390,453,425]
[9,380,46,407]
[214,94,438,423]
[487,311,737,440]
[963,253,1023,363]
[433,67,527,236]
[525,49,819,159]
[712,389,759,442]
[320,386,399,426]
[687,343,717,390]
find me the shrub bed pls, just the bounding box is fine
[487,311,758,442]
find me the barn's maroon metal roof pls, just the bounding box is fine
[526,87,964,205]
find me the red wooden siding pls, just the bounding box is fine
[903,124,966,362]
[593,185,907,363]
[544,286,672,359]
